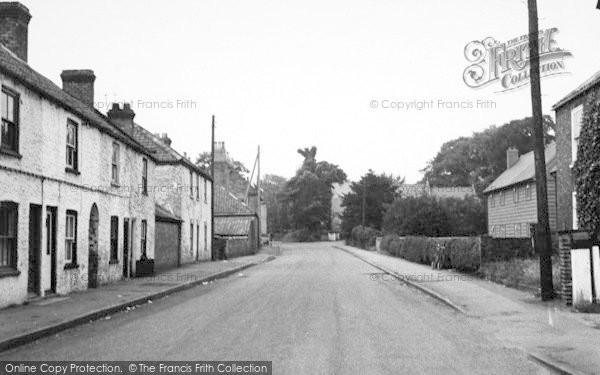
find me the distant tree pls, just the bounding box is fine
[340,170,401,237]
[195,151,249,176]
[422,116,555,197]
[281,147,346,234]
[261,174,289,234]
[574,98,600,238]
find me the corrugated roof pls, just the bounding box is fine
[155,203,181,222]
[0,45,152,158]
[215,216,254,237]
[214,185,255,215]
[553,70,600,110]
[483,142,556,194]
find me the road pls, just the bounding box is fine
[0,243,550,374]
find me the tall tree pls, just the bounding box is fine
[422,116,555,197]
[340,170,401,236]
[281,147,346,233]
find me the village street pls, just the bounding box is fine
[0,243,551,375]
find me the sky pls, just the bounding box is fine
[19,0,600,183]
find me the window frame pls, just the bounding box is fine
[65,210,78,266]
[111,142,120,185]
[140,220,148,259]
[513,187,520,204]
[0,201,18,271]
[499,191,505,206]
[0,86,20,156]
[110,216,119,263]
[65,119,79,172]
[142,158,148,195]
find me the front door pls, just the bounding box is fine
[88,204,99,288]
[45,207,57,293]
[28,204,42,295]
[123,218,130,278]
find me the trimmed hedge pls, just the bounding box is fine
[380,234,480,271]
[348,225,381,250]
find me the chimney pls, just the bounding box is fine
[60,70,96,106]
[160,133,172,146]
[0,2,32,62]
[107,103,135,131]
[506,147,519,170]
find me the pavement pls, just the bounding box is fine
[334,242,600,375]
[1,242,555,374]
[0,249,276,353]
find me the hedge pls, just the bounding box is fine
[380,234,480,271]
[348,225,381,250]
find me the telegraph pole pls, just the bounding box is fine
[528,0,554,300]
[211,115,215,261]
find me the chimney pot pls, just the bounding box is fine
[506,147,519,170]
[0,2,31,62]
[60,69,96,106]
[107,102,136,132]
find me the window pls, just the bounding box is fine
[489,194,495,208]
[513,187,520,203]
[189,171,194,198]
[141,158,148,195]
[525,184,532,200]
[65,211,77,265]
[190,223,194,253]
[196,224,200,255]
[111,142,120,184]
[196,174,200,200]
[500,191,505,206]
[515,223,521,236]
[1,87,19,154]
[204,179,208,203]
[490,225,495,236]
[572,192,578,230]
[66,120,78,171]
[0,202,18,269]
[499,225,506,237]
[204,222,208,251]
[140,220,147,258]
[522,223,530,237]
[571,105,583,163]
[110,216,118,263]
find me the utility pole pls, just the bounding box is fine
[257,145,261,248]
[211,115,215,261]
[528,0,554,300]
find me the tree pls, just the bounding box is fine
[422,116,555,197]
[340,170,401,237]
[281,147,346,234]
[574,98,600,239]
[261,174,289,234]
[382,195,486,237]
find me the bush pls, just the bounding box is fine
[348,225,381,250]
[281,229,321,242]
[379,235,481,271]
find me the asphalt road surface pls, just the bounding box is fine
[0,243,551,374]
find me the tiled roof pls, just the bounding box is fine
[155,203,182,222]
[215,216,254,237]
[553,70,600,110]
[483,142,556,194]
[214,185,255,215]
[129,123,212,180]
[0,45,152,158]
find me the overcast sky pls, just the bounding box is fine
[20,0,600,183]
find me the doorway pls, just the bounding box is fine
[28,204,42,295]
[123,218,130,278]
[45,207,57,293]
[88,204,99,288]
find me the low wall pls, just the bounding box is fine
[225,238,256,258]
